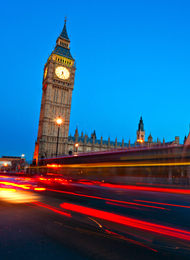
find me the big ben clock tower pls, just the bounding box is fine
[33,19,76,162]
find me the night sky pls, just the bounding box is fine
[1,0,190,161]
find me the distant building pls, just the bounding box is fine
[137,117,145,142]
[67,128,131,154]
[0,156,25,171]
[66,117,180,155]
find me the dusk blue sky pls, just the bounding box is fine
[1,0,190,160]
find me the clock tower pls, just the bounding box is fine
[33,19,76,162]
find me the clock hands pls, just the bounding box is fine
[61,70,66,77]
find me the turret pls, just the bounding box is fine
[100,136,103,146]
[74,126,79,142]
[148,133,153,143]
[108,136,110,147]
[136,117,145,143]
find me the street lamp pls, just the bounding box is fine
[21,154,25,162]
[56,116,63,157]
[3,163,8,172]
[75,143,79,153]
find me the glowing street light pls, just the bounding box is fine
[56,117,62,125]
[56,116,63,157]
[75,143,79,153]
[3,163,8,167]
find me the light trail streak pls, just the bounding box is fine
[99,183,190,195]
[0,188,16,192]
[134,200,190,209]
[106,201,169,210]
[38,177,190,195]
[47,188,166,209]
[33,201,71,217]
[46,186,189,210]
[38,177,68,184]
[0,181,45,192]
[88,217,102,228]
[34,187,46,191]
[0,188,40,203]
[78,181,93,185]
[0,181,31,190]
[60,203,190,241]
[30,160,190,170]
[105,229,157,252]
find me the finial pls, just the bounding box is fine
[64,15,67,24]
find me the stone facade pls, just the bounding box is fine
[33,20,76,161]
[66,118,180,155]
[67,129,133,154]
[33,22,181,161]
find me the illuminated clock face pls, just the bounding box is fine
[55,66,70,79]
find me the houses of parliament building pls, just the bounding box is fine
[33,21,179,161]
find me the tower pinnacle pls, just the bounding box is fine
[60,18,70,41]
[64,15,67,24]
[137,117,145,142]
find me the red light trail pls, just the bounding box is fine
[60,203,190,241]
[134,200,190,209]
[33,201,71,217]
[105,229,157,252]
[46,188,169,210]
[99,183,190,194]
[106,201,169,210]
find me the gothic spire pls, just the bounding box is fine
[138,117,144,131]
[60,17,70,41]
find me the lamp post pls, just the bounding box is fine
[56,116,62,157]
[75,143,79,153]
[21,154,25,162]
[3,163,7,172]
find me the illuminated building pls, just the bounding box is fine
[67,128,132,154]
[33,21,180,160]
[33,19,76,161]
[0,156,25,171]
[66,117,180,154]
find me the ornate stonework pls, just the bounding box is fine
[33,20,76,161]
[33,22,180,161]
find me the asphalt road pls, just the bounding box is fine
[1,176,190,260]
